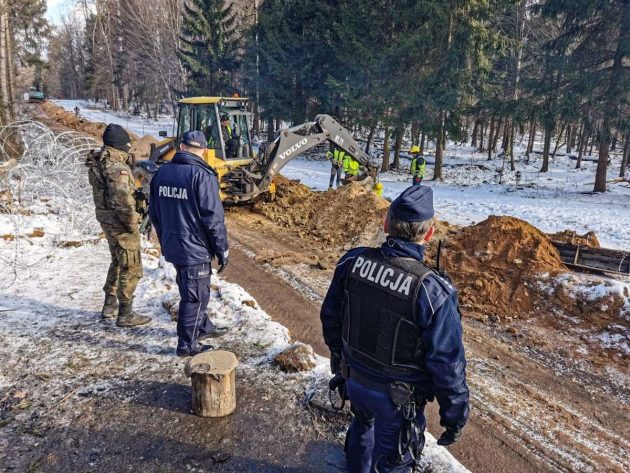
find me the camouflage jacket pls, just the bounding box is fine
[85,146,140,244]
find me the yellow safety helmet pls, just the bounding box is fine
[373,182,383,196]
[409,145,421,154]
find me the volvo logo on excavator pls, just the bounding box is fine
[278,138,308,160]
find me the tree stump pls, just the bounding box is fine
[184,350,238,417]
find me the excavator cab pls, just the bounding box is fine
[140,96,265,201]
[136,97,378,206]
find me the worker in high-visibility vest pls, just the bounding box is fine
[220,114,239,158]
[326,144,345,189]
[343,154,361,180]
[373,182,383,197]
[409,145,426,185]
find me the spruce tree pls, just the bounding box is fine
[178,0,240,96]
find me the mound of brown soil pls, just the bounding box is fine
[41,102,139,143]
[255,176,390,248]
[130,135,158,159]
[442,216,567,317]
[548,230,600,248]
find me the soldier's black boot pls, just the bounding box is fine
[101,294,118,319]
[116,300,151,327]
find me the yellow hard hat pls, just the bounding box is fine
[374,182,383,190]
[409,145,421,154]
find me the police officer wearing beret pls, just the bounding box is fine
[149,131,229,357]
[321,186,469,472]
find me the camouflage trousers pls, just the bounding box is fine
[103,232,143,304]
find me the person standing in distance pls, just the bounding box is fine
[321,186,469,472]
[85,124,151,327]
[149,131,229,357]
[409,145,426,186]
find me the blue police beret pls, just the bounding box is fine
[389,186,435,222]
[182,130,207,149]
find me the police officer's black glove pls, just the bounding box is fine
[330,352,341,375]
[217,251,229,274]
[437,427,461,446]
[329,373,347,396]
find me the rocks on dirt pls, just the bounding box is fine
[242,299,257,309]
[273,342,317,372]
[162,297,179,321]
[28,228,45,238]
[254,176,389,249]
[56,238,101,248]
[440,216,567,317]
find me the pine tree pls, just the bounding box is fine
[178,0,240,96]
[534,0,630,192]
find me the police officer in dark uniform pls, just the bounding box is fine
[321,186,469,473]
[148,131,229,357]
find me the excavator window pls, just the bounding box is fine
[176,104,221,150]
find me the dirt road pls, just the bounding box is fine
[225,212,630,473]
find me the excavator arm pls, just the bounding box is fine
[223,114,378,202]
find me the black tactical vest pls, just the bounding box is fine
[342,248,434,378]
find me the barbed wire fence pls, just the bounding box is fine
[0,121,101,288]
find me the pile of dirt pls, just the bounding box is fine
[129,134,158,159]
[442,216,567,317]
[41,102,139,143]
[548,229,600,248]
[254,176,390,248]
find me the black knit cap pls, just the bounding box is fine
[103,124,131,151]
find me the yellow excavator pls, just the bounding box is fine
[134,96,378,204]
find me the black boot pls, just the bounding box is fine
[116,300,151,327]
[176,343,214,358]
[197,327,229,341]
[101,294,118,319]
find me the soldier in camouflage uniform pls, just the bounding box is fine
[85,124,151,327]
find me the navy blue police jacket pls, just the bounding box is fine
[320,236,469,429]
[148,150,228,266]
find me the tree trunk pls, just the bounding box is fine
[486,118,495,159]
[611,134,617,152]
[566,124,573,154]
[508,123,515,171]
[551,123,566,160]
[266,117,274,142]
[478,120,485,152]
[365,123,376,153]
[540,124,552,172]
[420,132,426,151]
[501,120,510,151]
[471,118,480,148]
[411,120,420,146]
[576,126,587,169]
[432,111,446,180]
[595,125,611,192]
[392,123,403,169]
[492,118,503,152]
[184,351,238,418]
[0,0,8,125]
[620,135,629,178]
[381,124,390,172]
[526,119,536,156]
[4,13,14,120]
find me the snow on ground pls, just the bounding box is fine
[282,145,630,250]
[0,121,469,472]
[54,99,175,140]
